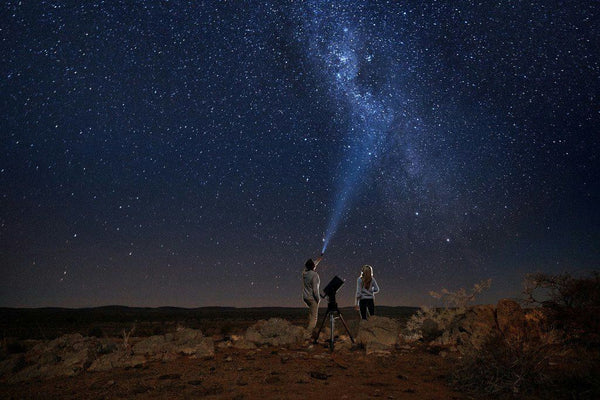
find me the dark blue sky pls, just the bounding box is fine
[1,1,598,307]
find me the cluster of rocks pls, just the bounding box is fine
[0,317,406,383]
[0,327,214,383]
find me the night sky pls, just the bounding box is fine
[1,1,598,308]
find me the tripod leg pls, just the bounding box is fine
[329,313,335,351]
[337,312,355,343]
[313,309,329,344]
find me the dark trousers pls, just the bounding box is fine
[359,298,375,320]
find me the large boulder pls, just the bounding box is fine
[244,318,305,347]
[449,305,497,349]
[356,316,400,354]
[132,328,214,360]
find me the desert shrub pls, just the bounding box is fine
[450,272,600,398]
[403,279,491,341]
[452,330,600,398]
[524,272,600,343]
[450,331,553,395]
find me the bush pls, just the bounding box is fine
[450,272,600,398]
[403,279,492,341]
[451,332,553,395]
[451,329,600,398]
[524,271,600,346]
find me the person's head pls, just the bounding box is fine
[361,264,373,286]
[305,258,316,270]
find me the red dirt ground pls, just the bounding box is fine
[0,341,469,400]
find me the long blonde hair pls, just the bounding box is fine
[361,265,373,289]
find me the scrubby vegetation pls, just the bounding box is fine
[403,279,492,342]
[406,272,600,398]
[523,271,600,345]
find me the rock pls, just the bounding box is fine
[421,318,442,342]
[356,316,400,353]
[231,338,257,350]
[346,319,361,338]
[132,328,214,360]
[244,319,305,347]
[309,371,329,380]
[452,305,497,349]
[98,339,118,355]
[132,335,166,356]
[496,299,527,341]
[88,351,146,372]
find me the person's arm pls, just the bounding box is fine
[312,274,320,302]
[313,256,323,267]
[371,278,380,294]
[355,278,362,306]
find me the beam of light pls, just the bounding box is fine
[321,156,369,254]
[302,4,395,254]
[322,126,381,254]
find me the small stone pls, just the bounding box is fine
[159,373,181,380]
[309,371,329,380]
[265,375,280,384]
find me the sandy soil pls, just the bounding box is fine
[0,339,468,400]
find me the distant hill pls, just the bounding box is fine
[0,305,419,340]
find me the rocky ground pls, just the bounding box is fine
[2,301,596,399]
[0,338,466,400]
[0,316,470,400]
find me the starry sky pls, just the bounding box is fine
[1,1,598,308]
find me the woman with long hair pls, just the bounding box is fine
[355,264,380,320]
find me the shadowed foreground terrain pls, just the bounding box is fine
[1,304,598,399]
[4,306,457,400]
[1,340,465,400]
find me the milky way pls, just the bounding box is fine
[297,2,396,253]
[1,1,598,307]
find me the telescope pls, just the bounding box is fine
[314,275,355,350]
[320,275,344,300]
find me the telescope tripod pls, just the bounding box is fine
[313,295,355,351]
